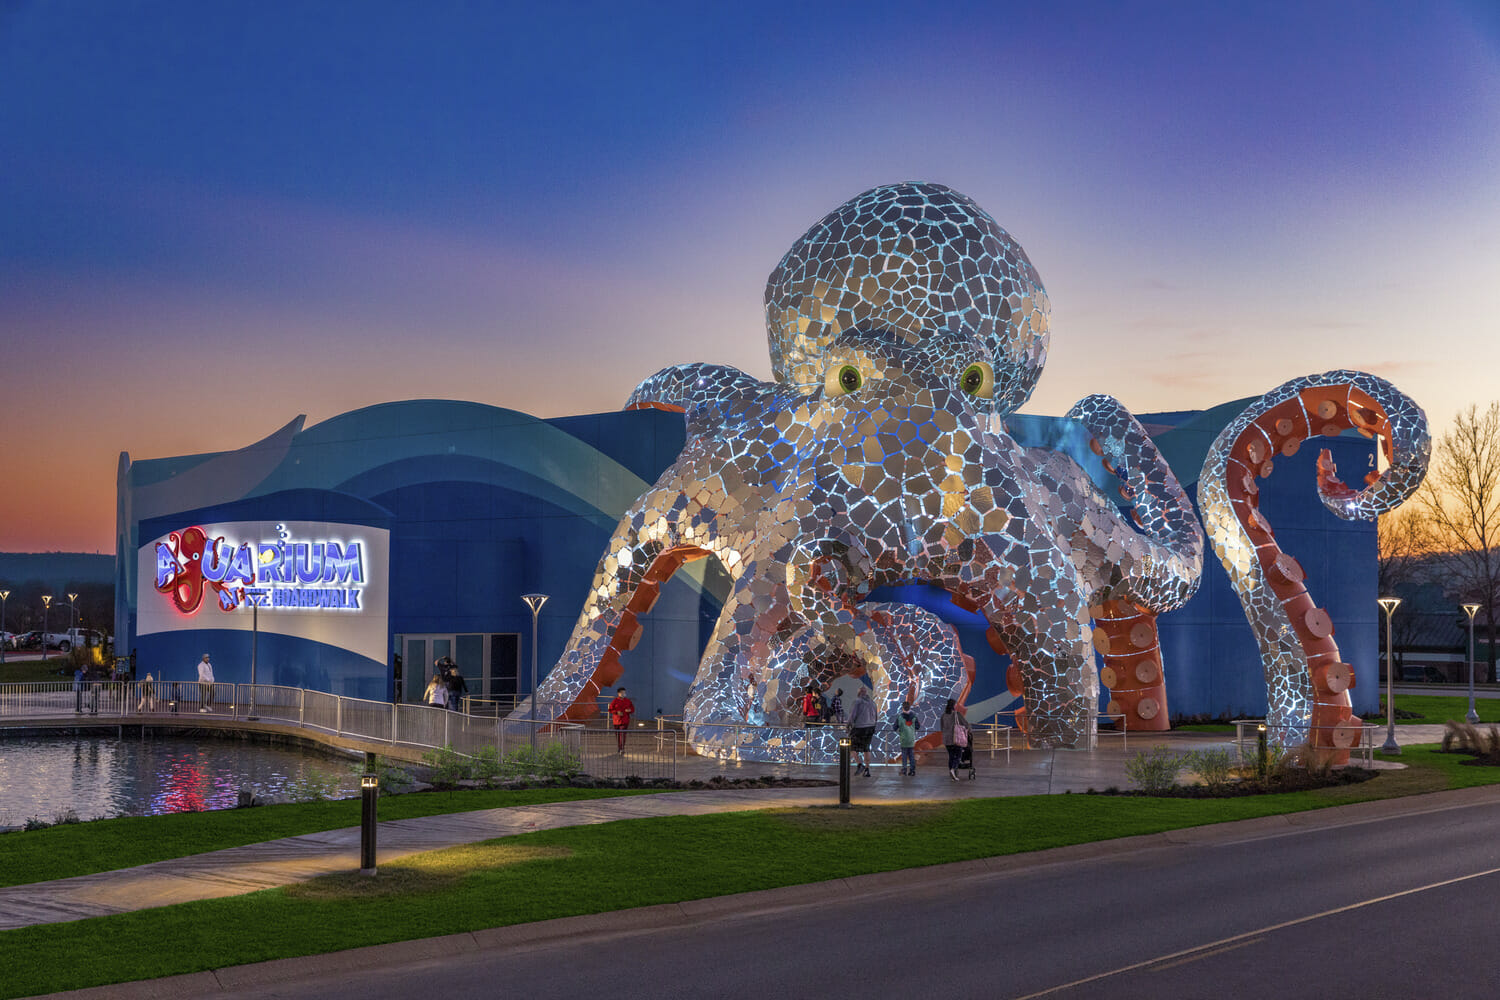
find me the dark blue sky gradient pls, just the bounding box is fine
[2,1,1497,550]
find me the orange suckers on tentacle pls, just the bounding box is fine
[1092,599,1169,731]
[557,544,711,722]
[1220,386,1399,763]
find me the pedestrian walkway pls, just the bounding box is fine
[0,727,1426,932]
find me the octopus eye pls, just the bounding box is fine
[826,364,864,396]
[960,362,994,398]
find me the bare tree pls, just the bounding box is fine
[1377,507,1431,672]
[1417,402,1500,682]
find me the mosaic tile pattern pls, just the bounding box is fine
[1198,370,1429,755]
[765,182,1050,415]
[517,183,1208,758]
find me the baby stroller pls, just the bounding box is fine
[956,742,976,779]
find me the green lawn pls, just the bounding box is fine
[1364,693,1500,726]
[2,746,1497,998]
[0,787,659,888]
[0,655,72,683]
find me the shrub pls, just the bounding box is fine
[420,745,471,785]
[1184,748,1236,792]
[1125,746,1187,793]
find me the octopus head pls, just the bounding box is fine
[765,181,1050,415]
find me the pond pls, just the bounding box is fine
[0,733,364,826]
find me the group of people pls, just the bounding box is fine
[799,685,845,726]
[828,685,974,781]
[422,656,469,711]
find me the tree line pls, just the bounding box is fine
[1379,402,1500,679]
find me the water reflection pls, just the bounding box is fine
[0,734,362,825]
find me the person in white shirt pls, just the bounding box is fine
[197,653,215,712]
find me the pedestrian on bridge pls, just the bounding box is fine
[197,654,215,713]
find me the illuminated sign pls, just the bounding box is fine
[155,523,367,616]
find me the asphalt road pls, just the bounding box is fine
[201,793,1500,1000]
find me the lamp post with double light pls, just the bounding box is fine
[521,593,549,752]
[1378,596,1402,754]
[66,592,78,631]
[1464,602,1482,724]
[0,589,9,663]
[41,595,52,659]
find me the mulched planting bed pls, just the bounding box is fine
[1088,768,1378,798]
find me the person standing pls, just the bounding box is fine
[847,685,878,776]
[801,685,821,728]
[197,653,215,713]
[73,664,86,714]
[941,698,970,780]
[607,686,635,754]
[896,701,921,775]
[444,660,468,712]
[423,670,447,708]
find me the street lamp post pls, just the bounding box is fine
[1464,602,1482,724]
[520,594,549,752]
[1378,596,1402,755]
[0,589,9,664]
[41,595,52,660]
[245,589,270,720]
[67,592,78,632]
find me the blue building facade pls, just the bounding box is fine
[116,397,1378,722]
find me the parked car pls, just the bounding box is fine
[1399,665,1447,683]
[11,630,42,650]
[0,630,15,650]
[48,628,106,653]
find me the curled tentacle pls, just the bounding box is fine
[1198,370,1430,759]
[1066,393,1204,612]
[626,363,777,440]
[686,602,969,763]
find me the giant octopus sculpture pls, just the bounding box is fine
[521,182,1204,758]
[517,182,1426,762]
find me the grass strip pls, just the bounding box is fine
[1366,693,1500,726]
[0,787,658,888]
[1,746,1497,998]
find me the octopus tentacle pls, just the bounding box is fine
[1198,370,1430,759]
[625,363,776,437]
[1067,393,1204,612]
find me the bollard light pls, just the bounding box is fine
[838,736,852,808]
[360,773,379,875]
[1257,722,1268,777]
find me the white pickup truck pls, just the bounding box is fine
[44,628,105,653]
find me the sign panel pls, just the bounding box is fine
[137,520,390,664]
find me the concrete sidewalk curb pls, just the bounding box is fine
[37,783,1500,999]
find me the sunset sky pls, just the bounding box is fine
[3,1,1498,554]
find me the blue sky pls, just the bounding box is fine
[2,1,1497,550]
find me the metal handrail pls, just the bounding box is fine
[1231,719,1377,767]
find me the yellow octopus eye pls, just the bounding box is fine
[826,364,864,396]
[960,361,994,398]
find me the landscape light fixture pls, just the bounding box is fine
[1463,603,1482,724]
[838,736,853,807]
[521,594,549,752]
[1377,597,1402,754]
[360,773,379,875]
